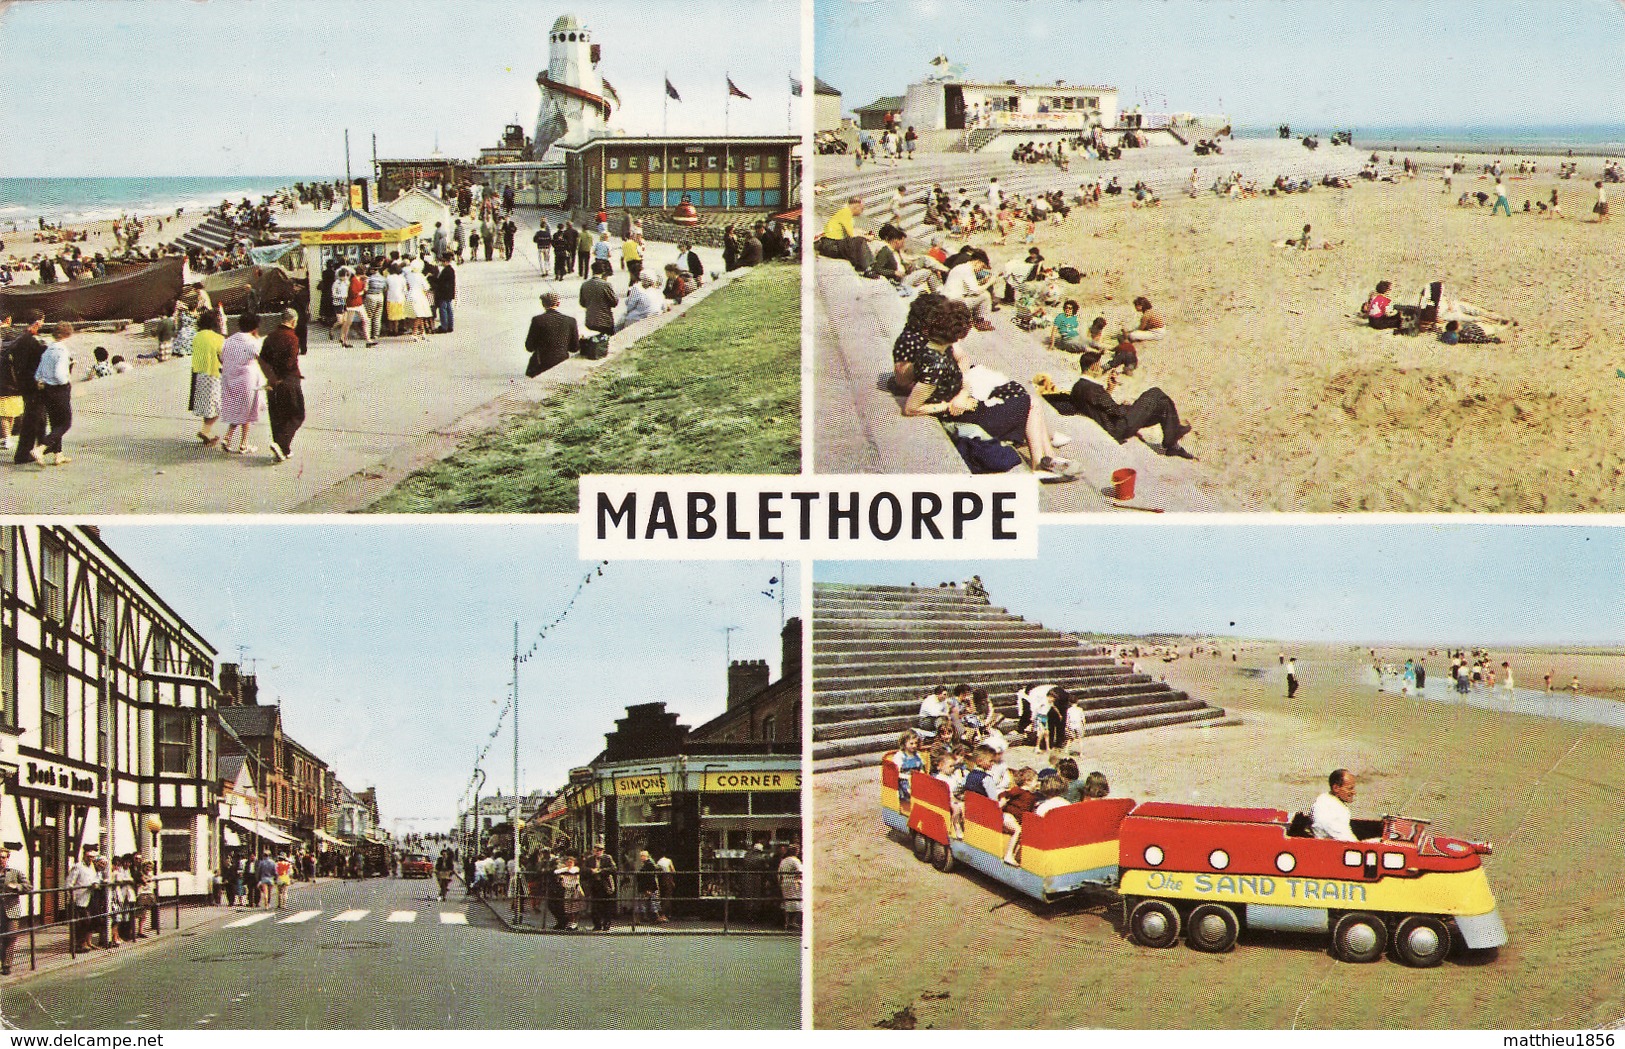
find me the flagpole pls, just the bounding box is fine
[724,73,731,212]
[663,69,669,137]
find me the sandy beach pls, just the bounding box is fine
[1,209,213,270]
[943,149,1625,511]
[812,641,1625,1028]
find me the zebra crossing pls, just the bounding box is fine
[222,907,469,929]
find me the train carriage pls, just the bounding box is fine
[880,755,1506,966]
[881,753,1132,902]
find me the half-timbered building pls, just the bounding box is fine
[0,525,220,920]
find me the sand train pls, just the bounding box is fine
[882,755,1507,967]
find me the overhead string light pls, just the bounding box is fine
[516,561,610,664]
[458,562,610,801]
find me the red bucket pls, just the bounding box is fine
[1111,468,1137,501]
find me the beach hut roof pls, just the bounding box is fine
[853,96,905,115]
[320,208,417,232]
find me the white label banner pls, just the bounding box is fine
[579,475,1040,559]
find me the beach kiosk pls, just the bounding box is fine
[298,208,423,305]
[382,187,453,236]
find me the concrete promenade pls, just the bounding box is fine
[809,140,1367,510]
[1,213,727,513]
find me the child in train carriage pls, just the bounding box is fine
[933,749,967,838]
[1056,758,1085,802]
[999,767,1041,865]
[890,731,926,804]
[1033,772,1071,815]
[962,744,998,800]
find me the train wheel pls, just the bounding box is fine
[1129,899,1182,949]
[1393,916,1452,968]
[911,831,932,862]
[930,840,956,873]
[1332,912,1389,963]
[1186,903,1240,953]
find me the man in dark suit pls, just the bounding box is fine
[738,227,764,267]
[578,260,619,339]
[553,222,577,279]
[524,292,578,376]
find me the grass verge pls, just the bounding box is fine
[370,264,800,512]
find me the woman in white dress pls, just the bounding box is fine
[383,264,407,338]
[405,259,432,341]
[777,845,802,931]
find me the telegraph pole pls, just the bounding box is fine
[512,621,521,915]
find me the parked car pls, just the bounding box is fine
[400,852,434,878]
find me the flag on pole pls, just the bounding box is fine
[790,77,801,97]
[665,78,681,101]
[727,77,751,100]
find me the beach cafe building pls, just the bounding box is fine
[901,78,1119,136]
[541,703,801,919]
[562,135,799,212]
[298,208,423,305]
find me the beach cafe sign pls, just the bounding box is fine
[23,758,100,802]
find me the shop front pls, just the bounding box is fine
[9,754,105,925]
[582,757,801,920]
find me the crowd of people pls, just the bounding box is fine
[818,174,1203,475]
[893,681,1114,865]
[49,845,161,959]
[1373,648,1584,699]
[455,837,802,932]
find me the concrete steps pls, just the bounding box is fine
[810,582,1226,762]
[814,138,1372,243]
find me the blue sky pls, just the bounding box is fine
[0,0,800,177]
[816,0,1625,130]
[100,523,798,836]
[819,523,1625,647]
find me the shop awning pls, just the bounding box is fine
[227,816,298,847]
[221,826,241,847]
[313,830,348,847]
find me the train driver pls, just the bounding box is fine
[1310,768,1370,842]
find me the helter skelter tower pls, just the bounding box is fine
[534,14,617,163]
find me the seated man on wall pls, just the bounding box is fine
[525,292,578,376]
[816,195,874,272]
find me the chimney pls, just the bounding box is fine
[219,663,243,706]
[727,659,770,709]
[781,617,802,684]
[242,673,259,706]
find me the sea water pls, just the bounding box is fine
[1364,666,1625,730]
[1236,123,1625,157]
[0,175,340,229]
